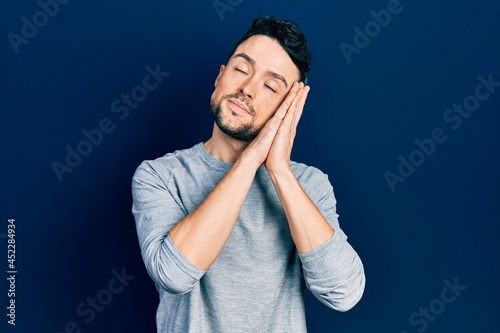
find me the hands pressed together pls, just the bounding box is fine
[243,82,310,172]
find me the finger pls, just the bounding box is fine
[251,82,302,148]
[281,85,308,145]
[282,84,305,130]
[292,85,309,130]
[259,82,301,136]
[283,87,305,143]
[273,81,300,120]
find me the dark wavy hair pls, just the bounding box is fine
[229,16,311,84]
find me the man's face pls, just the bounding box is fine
[210,35,300,141]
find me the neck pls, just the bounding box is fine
[204,123,250,162]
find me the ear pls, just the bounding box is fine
[214,64,226,87]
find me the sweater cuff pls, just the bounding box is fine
[298,230,344,265]
[162,234,206,292]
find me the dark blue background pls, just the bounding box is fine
[2,0,499,332]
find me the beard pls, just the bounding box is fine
[210,93,260,142]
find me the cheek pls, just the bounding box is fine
[254,99,281,122]
[211,84,226,102]
[213,77,235,100]
[259,94,284,113]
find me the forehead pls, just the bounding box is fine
[231,35,300,83]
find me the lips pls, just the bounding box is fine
[227,99,251,115]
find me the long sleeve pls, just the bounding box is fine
[131,144,362,332]
[296,168,365,312]
[131,160,206,294]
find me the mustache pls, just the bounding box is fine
[222,93,255,116]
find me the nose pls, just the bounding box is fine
[239,77,257,100]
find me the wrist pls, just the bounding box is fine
[266,164,294,181]
[237,151,264,171]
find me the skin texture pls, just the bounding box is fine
[169,35,334,270]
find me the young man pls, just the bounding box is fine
[132,16,365,332]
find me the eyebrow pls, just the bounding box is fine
[233,53,289,88]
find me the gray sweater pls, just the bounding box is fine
[131,143,365,332]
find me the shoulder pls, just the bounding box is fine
[133,143,203,183]
[290,161,336,201]
[290,161,330,187]
[290,161,338,208]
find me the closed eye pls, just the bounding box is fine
[265,84,276,93]
[235,68,248,75]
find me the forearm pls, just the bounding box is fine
[268,168,334,253]
[299,232,365,312]
[169,153,260,270]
